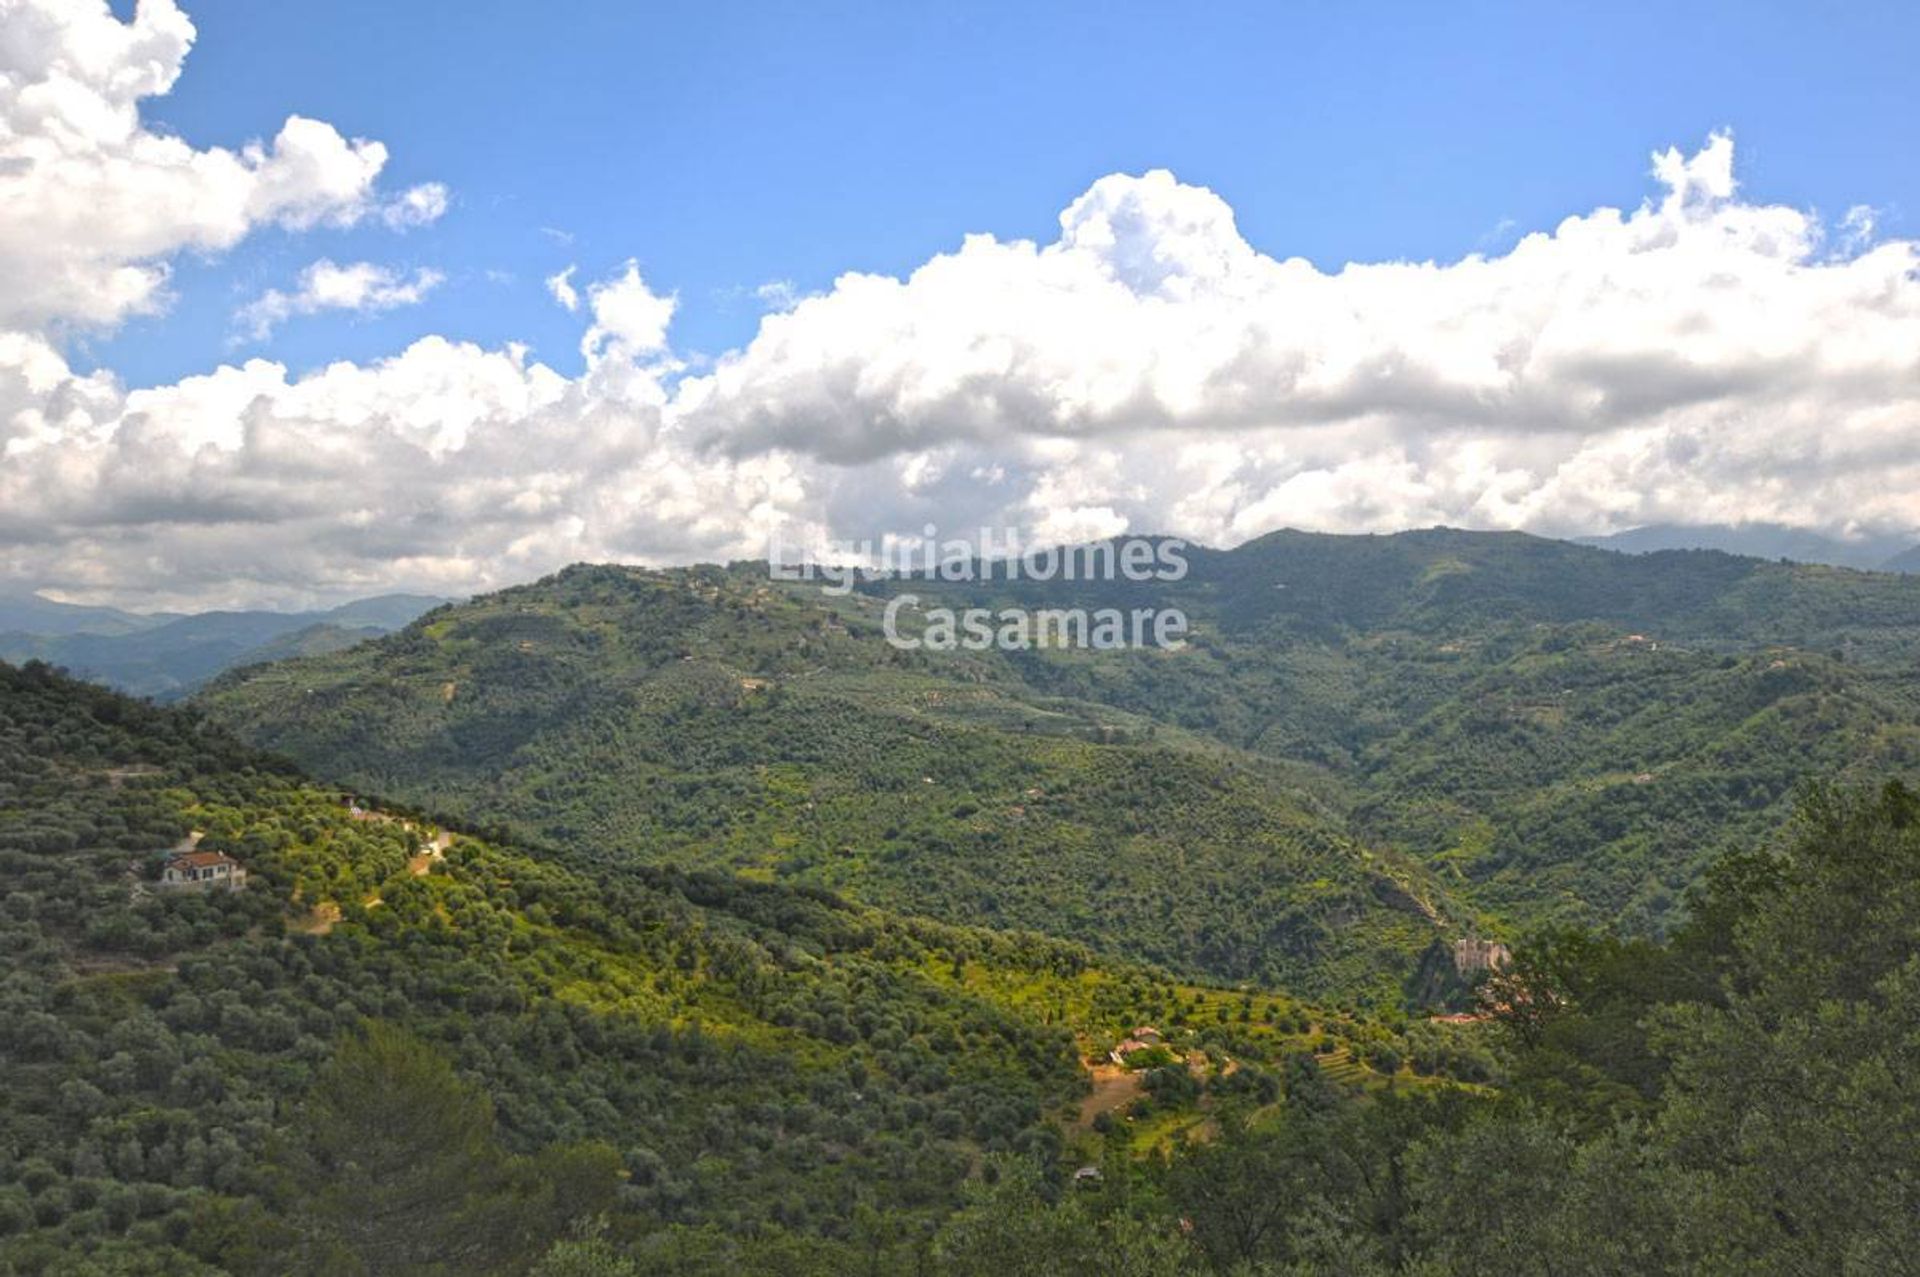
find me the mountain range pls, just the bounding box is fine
[0,592,451,700]
[9,521,1910,704]
[196,528,1920,1003]
[6,527,1916,1270]
[1576,521,1920,571]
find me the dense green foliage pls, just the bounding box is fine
[9,517,1919,1271]
[198,563,1453,1001]
[0,661,1450,1273]
[674,777,1914,1276]
[956,530,1920,931]
[200,530,1920,994]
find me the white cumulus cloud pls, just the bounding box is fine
[380,181,449,230]
[0,0,443,333]
[1,0,1917,609]
[235,259,444,341]
[581,260,675,363]
[672,132,1920,546]
[546,265,579,312]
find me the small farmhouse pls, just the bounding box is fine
[1109,1026,1167,1066]
[159,849,248,892]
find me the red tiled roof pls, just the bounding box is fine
[169,850,239,869]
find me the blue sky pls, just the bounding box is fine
[89,0,1920,389]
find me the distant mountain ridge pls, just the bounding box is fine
[1575,522,1920,571]
[0,590,180,638]
[1882,543,1920,574]
[0,593,451,699]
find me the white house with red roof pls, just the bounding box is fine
[158,849,248,891]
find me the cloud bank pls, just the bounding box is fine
[2,1,1918,607]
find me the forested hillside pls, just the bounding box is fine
[1025,530,1920,930]
[8,660,1912,1274]
[0,661,1463,1273]
[896,778,1920,1275]
[200,530,1920,985]
[841,530,1920,933]
[196,563,1458,1002]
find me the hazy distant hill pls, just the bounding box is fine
[1882,543,1920,574]
[0,590,178,638]
[1575,521,1919,571]
[0,593,449,699]
[227,621,391,669]
[320,593,458,629]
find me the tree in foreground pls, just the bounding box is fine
[260,1023,620,1276]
